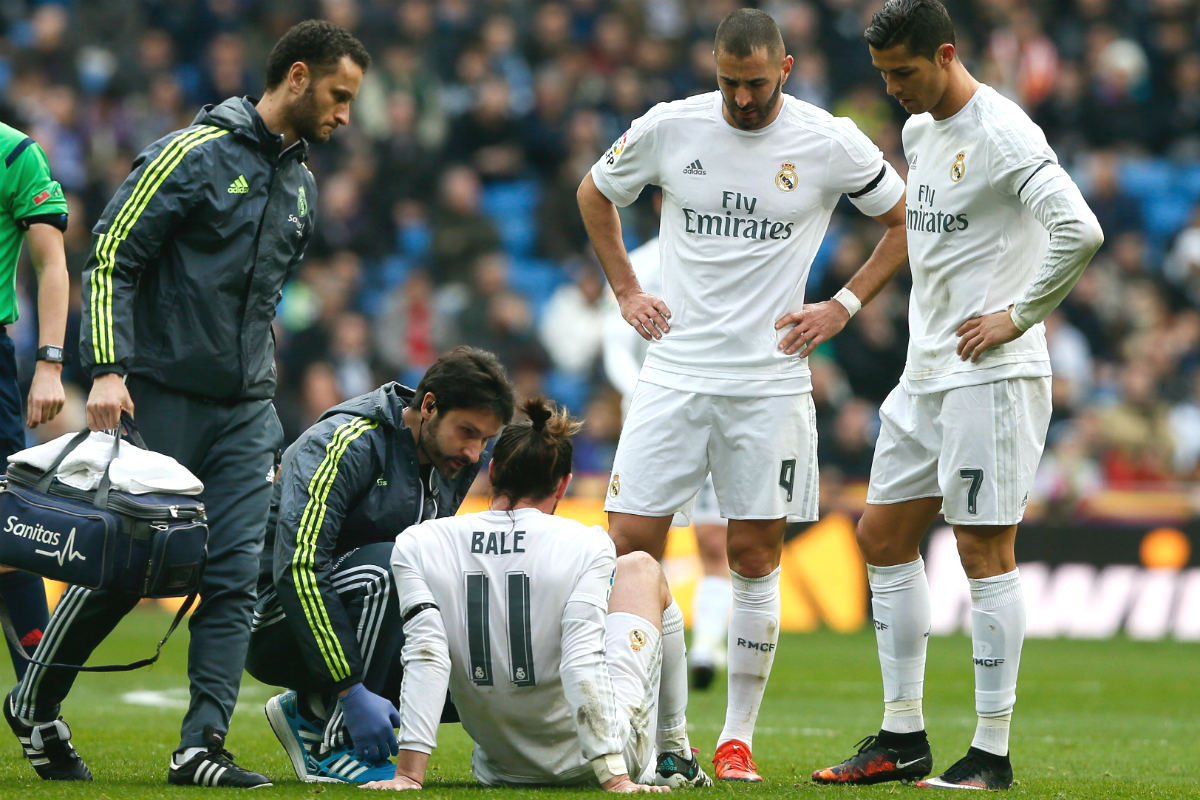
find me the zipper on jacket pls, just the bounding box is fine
[236,158,281,396]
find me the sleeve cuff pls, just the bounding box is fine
[90,365,126,378]
[1010,305,1034,332]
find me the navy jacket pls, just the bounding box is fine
[258,383,492,691]
[80,96,315,400]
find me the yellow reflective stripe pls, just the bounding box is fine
[90,126,229,364]
[292,417,378,680]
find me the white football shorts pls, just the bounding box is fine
[605,612,662,783]
[690,474,723,526]
[866,377,1052,525]
[605,382,818,522]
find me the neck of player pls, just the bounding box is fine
[489,475,571,514]
[930,61,980,121]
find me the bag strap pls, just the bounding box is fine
[94,412,148,510]
[33,429,92,494]
[32,412,148,500]
[0,591,198,673]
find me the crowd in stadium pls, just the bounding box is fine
[3,0,1199,503]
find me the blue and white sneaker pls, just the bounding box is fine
[310,746,396,783]
[264,691,330,783]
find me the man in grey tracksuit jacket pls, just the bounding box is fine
[247,348,514,783]
[7,20,369,787]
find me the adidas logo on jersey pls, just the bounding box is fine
[682,159,706,175]
[228,174,249,194]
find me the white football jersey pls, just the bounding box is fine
[602,237,660,404]
[392,508,619,785]
[591,91,903,396]
[901,84,1057,394]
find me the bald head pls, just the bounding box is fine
[714,8,785,61]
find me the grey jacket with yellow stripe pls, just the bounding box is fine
[257,383,491,691]
[80,96,315,400]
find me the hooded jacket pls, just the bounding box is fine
[257,382,491,691]
[80,96,316,401]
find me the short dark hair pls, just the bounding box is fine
[490,397,581,505]
[265,19,371,89]
[864,0,956,60]
[410,346,515,424]
[714,8,785,60]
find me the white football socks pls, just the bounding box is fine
[657,601,692,757]
[868,557,930,735]
[969,569,1024,757]
[718,567,780,750]
[690,576,732,668]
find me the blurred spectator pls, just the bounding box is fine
[445,75,527,182]
[1169,369,1200,480]
[428,165,503,287]
[1166,202,1200,307]
[1045,310,1095,424]
[819,398,877,481]
[375,270,454,386]
[1032,413,1105,521]
[538,262,610,379]
[1097,361,1175,485]
[1083,150,1142,245]
[572,388,623,474]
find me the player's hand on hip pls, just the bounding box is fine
[602,775,670,793]
[620,290,671,341]
[339,683,402,765]
[775,300,850,357]
[956,308,1023,362]
[85,373,134,431]
[26,361,66,428]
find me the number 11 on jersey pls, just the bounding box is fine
[465,571,537,687]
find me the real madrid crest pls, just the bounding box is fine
[629,629,647,651]
[775,161,798,192]
[609,473,621,497]
[950,151,966,182]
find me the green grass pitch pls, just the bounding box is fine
[0,607,1195,798]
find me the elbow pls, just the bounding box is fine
[576,174,594,210]
[1085,219,1105,256]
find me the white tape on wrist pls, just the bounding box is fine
[591,753,629,784]
[833,287,862,319]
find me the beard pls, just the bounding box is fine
[418,418,467,478]
[288,86,329,143]
[725,76,783,130]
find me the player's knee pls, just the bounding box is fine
[855,519,885,562]
[615,551,662,587]
[726,549,777,579]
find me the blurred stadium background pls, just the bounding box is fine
[3,0,1198,639]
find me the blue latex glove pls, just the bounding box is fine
[338,683,401,764]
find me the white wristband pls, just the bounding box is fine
[832,287,862,319]
[590,753,629,784]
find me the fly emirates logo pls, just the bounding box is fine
[907,183,969,234]
[681,191,795,241]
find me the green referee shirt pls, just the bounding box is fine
[0,122,69,325]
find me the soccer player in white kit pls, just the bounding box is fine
[578,8,907,781]
[808,1,1104,790]
[601,234,733,692]
[364,397,711,792]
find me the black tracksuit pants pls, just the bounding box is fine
[10,377,283,750]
